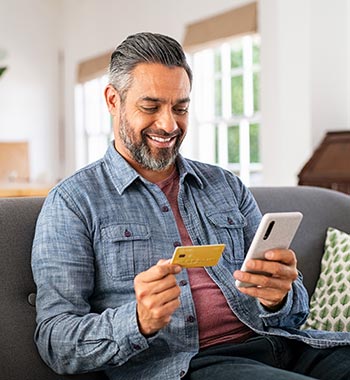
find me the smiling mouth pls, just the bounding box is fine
[149,135,174,143]
[146,132,181,148]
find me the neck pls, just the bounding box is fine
[114,142,178,183]
[135,164,176,183]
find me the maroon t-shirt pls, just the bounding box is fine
[157,169,255,349]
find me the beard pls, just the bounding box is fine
[118,110,184,172]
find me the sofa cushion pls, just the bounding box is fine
[302,227,350,332]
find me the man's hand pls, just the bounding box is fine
[134,260,182,337]
[234,249,298,310]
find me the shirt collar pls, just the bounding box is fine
[103,142,204,195]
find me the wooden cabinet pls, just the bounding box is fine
[298,131,350,194]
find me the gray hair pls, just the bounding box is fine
[108,32,193,101]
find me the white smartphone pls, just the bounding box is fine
[235,211,303,288]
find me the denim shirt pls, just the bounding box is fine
[32,143,350,380]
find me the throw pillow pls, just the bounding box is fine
[301,227,350,332]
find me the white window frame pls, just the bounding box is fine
[75,75,112,169]
[189,34,261,186]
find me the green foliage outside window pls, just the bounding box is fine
[253,72,260,112]
[231,75,243,115]
[253,42,260,65]
[228,125,240,163]
[214,50,221,73]
[215,79,222,116]
[231,44,243,68]
[250,123,260,163]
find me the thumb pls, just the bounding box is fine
[157,259,172,265]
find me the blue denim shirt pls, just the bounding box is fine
[32,143,350,380]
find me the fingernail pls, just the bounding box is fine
[174,265,182,273]
[265,251,274,259]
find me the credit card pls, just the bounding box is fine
[170,244,225,268]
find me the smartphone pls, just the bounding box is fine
[235,212,303,288]
[170,244,226,268]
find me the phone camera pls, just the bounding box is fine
[263,221,275,240]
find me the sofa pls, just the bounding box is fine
[1,185,350,380]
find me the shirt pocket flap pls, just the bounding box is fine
[206,210,246,229]
[101,223,151,242]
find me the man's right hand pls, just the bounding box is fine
[134,260,182,337]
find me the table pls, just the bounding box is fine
[0,182,53,197]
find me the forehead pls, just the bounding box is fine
[127,63,191,102]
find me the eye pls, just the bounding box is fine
[173,107,189,115]
[141,106,158,114]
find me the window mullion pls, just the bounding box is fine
[239,119,250,186]
[243,35,253,117]
[219,43,231,170]
[221,43,231,119]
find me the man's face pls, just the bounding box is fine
[107,63,191,176]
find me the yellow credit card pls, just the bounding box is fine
[170,244,226,268]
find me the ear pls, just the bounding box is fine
[104,84,120,116]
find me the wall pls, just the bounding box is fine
[0,0,62,182]
[310,0,349,146]
[260,0,312,186]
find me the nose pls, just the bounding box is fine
[155,109,178,134]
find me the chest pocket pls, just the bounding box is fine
[101,223,151,281]
[206,210,246,265]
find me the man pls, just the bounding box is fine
[32,32,350,380]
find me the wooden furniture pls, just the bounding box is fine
[0,182,53,197]
[0,141,53,197]
[298,131,350,195]
[0,141,30,182]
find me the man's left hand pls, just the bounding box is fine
[233,249,298,310]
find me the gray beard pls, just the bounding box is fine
[118,112,182,172]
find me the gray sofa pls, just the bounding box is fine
[1,186,350,380]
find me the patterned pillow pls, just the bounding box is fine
[301,227,350,332]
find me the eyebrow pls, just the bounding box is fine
[139,96,191,104]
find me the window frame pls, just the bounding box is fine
[189,33,261,186]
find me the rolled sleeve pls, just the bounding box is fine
[257,273,309,328]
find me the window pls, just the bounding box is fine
[75,75,112,168]
[190,34,261,186]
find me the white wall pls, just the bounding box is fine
[310,0,349,146]
[1,0,349,185]
[260,0,312,186]
[0,0,62,182]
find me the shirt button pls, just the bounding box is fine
[179,280,188,286]
[173,241,181,248]
[186,315,195,323]
[180,370,186,377]
[132,343,141,350]
[161,205,169,212]
[227,217,234,225]
[124,229,132,237]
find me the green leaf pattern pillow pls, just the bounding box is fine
[302,227,350,332]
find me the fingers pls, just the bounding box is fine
[234,249,298,309]
[134,262,182,336]
[264,249,298,266]
[139,262,182,283]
